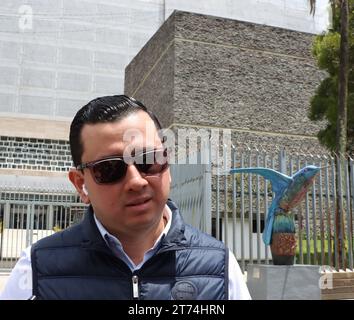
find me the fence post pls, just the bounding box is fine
[25,204,31,247]
[224,144,229,247]
[4,202,10,228]
[335,155,347,270]
[345,157,353,270]
[279,148,287,174]
[47,204,54,230]
[202,140,212,235]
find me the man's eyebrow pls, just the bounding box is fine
[91,146,163,162]
[90,152,125,162]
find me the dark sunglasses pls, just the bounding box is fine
[77,148,169,184]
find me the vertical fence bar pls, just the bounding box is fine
[224,144,229,247]
[263,151,269,264]
[55,206,58,230]
[331,157,338,270]
[304,160,311,264]
[297,156,304,264]
[4,202,10,229]
[256,151,261,264]
[64,204,68,229]
[14,205,19,261]
[318,159,325,266]
[25,203,31,247]
[20,204,25,262]
[240,152,245,272]
[216,148,220,241]
[248,151,253,264]
[19,205,24,257]
[324,158,332,267]
[344,157,353,270]
[33,204,40,231]
[289,157,295,263]
[41,205,44,231]
[279,149,286,174]
[271,154,276,264]
[336,155,345,270]
[203,141,212,235]
[232,146,237,257]
[59,205,63,230]
[311,160,318,265]
[29,204,35,248]
[8,204,14,261]
[48,204,53,230]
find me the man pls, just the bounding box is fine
[0,95,250,300]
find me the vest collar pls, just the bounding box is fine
[80,206,111,254]
[159,199,187,250]
[81,199,187,252]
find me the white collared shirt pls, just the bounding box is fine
[0,205,251,300]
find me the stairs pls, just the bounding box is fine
[321,269,354,300]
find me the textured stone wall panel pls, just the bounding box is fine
[174,40,326,136]
[127,43,175,128]
[174,11,315,58]
[125,11,328,153]
[125,13,175,97]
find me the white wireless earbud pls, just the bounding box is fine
[82,184,88,196]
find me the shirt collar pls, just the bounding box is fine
[93,204,172,252]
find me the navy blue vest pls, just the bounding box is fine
[31,200,228,300]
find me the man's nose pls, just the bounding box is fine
[123,164,148,191]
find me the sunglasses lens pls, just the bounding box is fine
[135,149,169,175]
[91,159,127,184]
[88,149,168,184]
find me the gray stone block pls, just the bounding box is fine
[125,10,327,153]
[247,264,322,300]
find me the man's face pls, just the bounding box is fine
[72,111,171,237]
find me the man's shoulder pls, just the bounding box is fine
[32,221,83,250]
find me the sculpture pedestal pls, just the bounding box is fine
[247,264,322,300]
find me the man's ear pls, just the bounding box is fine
[69,169,90,204]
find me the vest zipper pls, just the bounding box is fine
[132,275,139,299]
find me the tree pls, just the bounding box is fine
[309,0,353,270]
[336,0,350,271]
[309,0,353,154]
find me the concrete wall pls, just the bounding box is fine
[125,13,176,127]
[0,116,70,140]
[165,0,331,34]
[0,0,164,120]
[125,11,328,153]
[0,0,329,122]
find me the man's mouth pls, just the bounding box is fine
[126,197,152,207]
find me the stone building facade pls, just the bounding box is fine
[125,10,329,155]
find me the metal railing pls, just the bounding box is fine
[170,164,212,235]
[0,144,352,273]
[0,198,86,269]
[170,143,354,272]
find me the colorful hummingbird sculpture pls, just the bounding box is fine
[229,165,321,265]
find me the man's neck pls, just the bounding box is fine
[120,213,167,265]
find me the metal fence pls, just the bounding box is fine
[170,147,212,235]
[170,143,354,272]
[0,196,86,269]
[0,145,353,273]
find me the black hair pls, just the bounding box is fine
[69,95,163,167]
